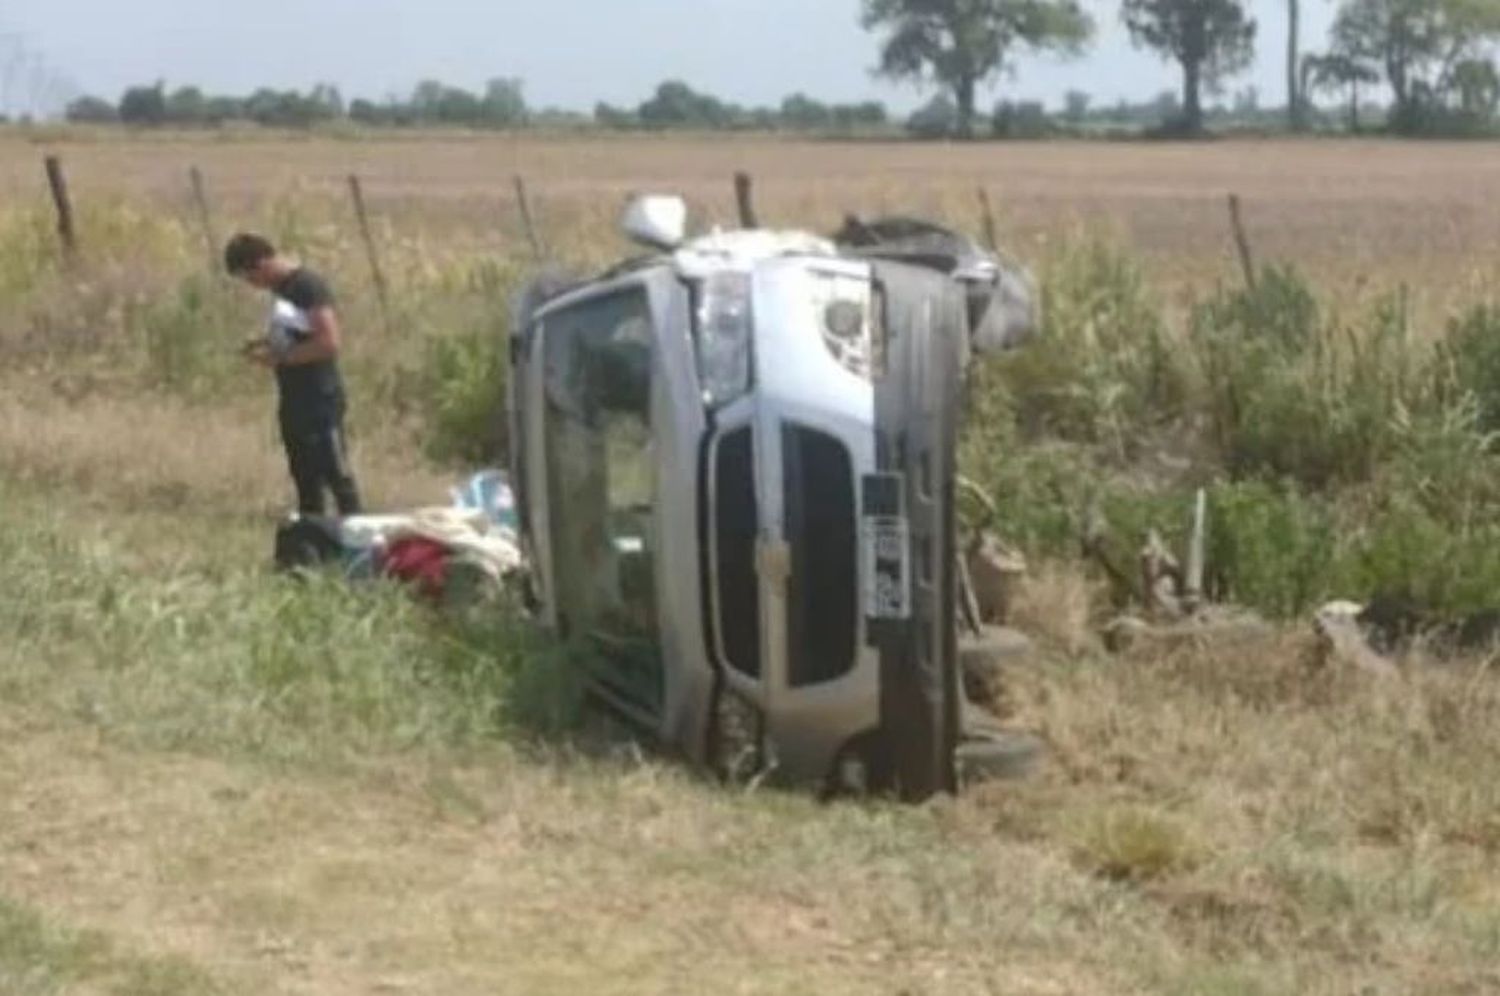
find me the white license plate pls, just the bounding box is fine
[862,515,911,620]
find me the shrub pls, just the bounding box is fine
[420,321,509,466]
[995,238,1186,456]
[414,258,520,467]
[131,272,254,396]
[1342,500,1500,622]
[1436,302,1500,435]
[1204,480,1340,617]
[1189,271,1426,489]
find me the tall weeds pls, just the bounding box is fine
[0,197,528,469]
[966,241,1500,621]
[6,191,1500,622]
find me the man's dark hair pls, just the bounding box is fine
[224,233,276,275]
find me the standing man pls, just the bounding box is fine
[225,233,363,518]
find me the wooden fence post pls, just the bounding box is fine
[347,173,395,338]
[43,155,77,259]
[734,171,759,229]
[188,165,220,273]
[1227,193,1257,291]
[977,187,1000,251]
[512,174,545,261]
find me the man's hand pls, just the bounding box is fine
[242,337,277,369]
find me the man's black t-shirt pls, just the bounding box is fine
[273,268,346,426]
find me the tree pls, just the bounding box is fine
[310,83,345,119]
[409,80,484,124]
[167,86,208,125]
[1122,0,1257,134]
[205,96,245,123]
[594,102,637,129]
[1331,0,1500,131]
[482,78,527,127]
[832,101,889,129]
[906,92,959,136]
[349,98,387,125]
[242,88,337,128]
[860,0,1093,138]
[1288,0,1304,129]
[1149,88,1184,122]
[1453,57,1500,119]
[1304,51,1379,130]
[119,82,167,125]
[992,98,1050,136]
[638,81,732,129]
[1064,88,1091,121]
[1233,84,1260,114]
[65,95,117,123]
[781,93,833,129]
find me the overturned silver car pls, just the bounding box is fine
[507,196,1038,800]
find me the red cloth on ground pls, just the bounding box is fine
[381,536,452,601]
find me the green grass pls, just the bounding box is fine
[0,479,583,771]
[0,897,226,995]
[4,466,1499,993]
[964,242,1500,622]
[4,178,1500,993]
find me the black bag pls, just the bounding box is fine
[273,515,346,573]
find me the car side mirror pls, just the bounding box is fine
[621,194,688,252]
[969,264,1040,355]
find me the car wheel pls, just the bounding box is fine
[955,728,1044,784]
[959,625,1034,704]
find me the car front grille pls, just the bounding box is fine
[782,424,857,688]
[713,426,761,679]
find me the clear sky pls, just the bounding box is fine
[4,0,1337,115]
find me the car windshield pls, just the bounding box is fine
[542,287,662,710]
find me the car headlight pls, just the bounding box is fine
[813,274,883,380]
[695,272,753,408]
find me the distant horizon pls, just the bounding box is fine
[1,0,1340,120]
[52,76,1355,119]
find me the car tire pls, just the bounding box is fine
[955,728,1044,784]
[959,626,1034,703]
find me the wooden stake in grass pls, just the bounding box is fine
[1183,489,1207,614]
[977,186,1000,251]
[734,171,759,229]
[43,155,77,259]
[347,173,395,338]
[512,174,545,262]
[188,166,220,273]
[1228,193,1257,291]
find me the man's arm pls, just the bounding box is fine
[276,305,342,367]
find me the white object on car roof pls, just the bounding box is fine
[621,194,689,251]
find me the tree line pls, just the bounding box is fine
[863,0,1500,137]
[64,78,893,134]
[62,0,1500,139]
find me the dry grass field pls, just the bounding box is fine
[2,132,1500,995]
[5,133,1500,286]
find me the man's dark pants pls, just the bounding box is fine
[280,404,362,517]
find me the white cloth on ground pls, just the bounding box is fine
[340,506,523,581]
